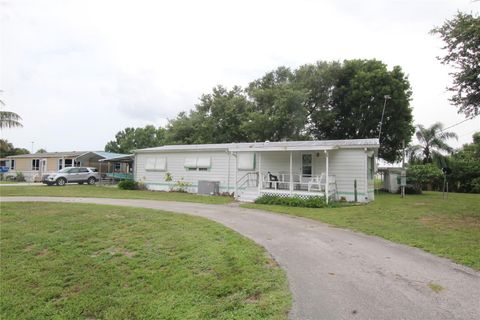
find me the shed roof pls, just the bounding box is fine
[135,139,380,153]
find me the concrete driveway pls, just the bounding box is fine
[2,197,479,320]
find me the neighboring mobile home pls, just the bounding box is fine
[5,151,129,182]
[134,139,379,202]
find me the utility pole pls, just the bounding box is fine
[401,140,406,198]
[31,141,34,154]
[378,95,391,141]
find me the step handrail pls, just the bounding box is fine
[237,171,258,190]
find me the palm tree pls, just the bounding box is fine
[408,122,458,165]
[0,99,23,129]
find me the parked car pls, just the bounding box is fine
[42,167,100,186]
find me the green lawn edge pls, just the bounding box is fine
[242,192,480,270]
[0,185,233,204]
[1,202,291,319]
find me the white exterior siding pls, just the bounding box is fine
[135,143,375,203]
[328,149,368,202]
[135,151,236,193]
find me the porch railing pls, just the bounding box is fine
[237,171,259,190]
[260,173,336,193]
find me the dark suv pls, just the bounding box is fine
[43,167,100,186]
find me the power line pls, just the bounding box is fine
[440,114,478,132]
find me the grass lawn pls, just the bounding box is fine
[0,185,232,204]
[0,202,290,319]
[243,192,480,270]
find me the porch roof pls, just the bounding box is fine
[135,139,379,153]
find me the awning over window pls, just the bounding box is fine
[184,157,197,168]
[197,157,211,169]
[238,153,255,170]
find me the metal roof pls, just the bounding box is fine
[135,139,380,153]
[99,154,134,162]
[7,151,86,158]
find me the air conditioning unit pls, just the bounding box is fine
[198,180,220,195]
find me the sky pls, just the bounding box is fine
[1,0,479,155]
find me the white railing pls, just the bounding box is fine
[237,171,259,190]
[261,172,336,193]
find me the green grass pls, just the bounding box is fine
[0,202,290,319]
[0,185,232,204]
[243,192,480,270]
[428,283,444,293]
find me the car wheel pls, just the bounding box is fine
[56,178,67,186]
[87,177,96,185]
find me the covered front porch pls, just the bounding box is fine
[234,148,337,203]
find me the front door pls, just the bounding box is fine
[40,159,47,174]
[302,154,312,177]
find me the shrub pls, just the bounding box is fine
[471,177,480,194]
[255,195,332,208]
[16,172,26,182]
[406,164,443,193]
[118,180,138,190]
[171,178,191,193]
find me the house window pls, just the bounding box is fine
[368,156,375,180]
[114,162,121,171]
[32,159,40,171]
[9,159,15,170]
[302,154,312,177]
[64,159,73,167]
[198,167,208,172]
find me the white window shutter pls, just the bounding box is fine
[238,153,255,170]
[155,157,167,171]
[197,157,211,169]
[145,158,156,170]
[184,157,197,168]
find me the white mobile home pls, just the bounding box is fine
[134,139,379,202]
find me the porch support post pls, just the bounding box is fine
[227,151,231,194]
[289,151,293,195]
[325,150,329,204]
[234,152,238,199]
[99,160,102,185]
[258,152,262,193]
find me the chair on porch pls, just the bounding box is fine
[278,171,290,190]
[307,173,325,192]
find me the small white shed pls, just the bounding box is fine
[133,139,379,203]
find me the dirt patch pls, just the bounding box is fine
[266,257,279,268]
[420,215,480,230]
[108,247,136,258]
[246,293,261,303]
[23,244,36,252]
[36,248,49,256]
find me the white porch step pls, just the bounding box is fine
[237,187,259,202]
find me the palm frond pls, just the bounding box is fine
[0,111,23,129]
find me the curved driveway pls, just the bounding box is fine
[2,197,479,320]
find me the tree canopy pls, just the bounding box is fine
[431,12,480,117]
[105,125,166,154]
[0,139,30,158]
[407,122,458,166]
[107,59,414,162]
